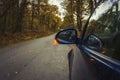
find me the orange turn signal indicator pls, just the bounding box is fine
[53,39,58,46]
[101,50,106,54]
[90,58,94,62]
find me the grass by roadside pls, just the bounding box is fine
[0,30,55,48]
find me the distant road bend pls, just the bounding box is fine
[0,34,71,80]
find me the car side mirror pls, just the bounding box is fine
[85,34,104,51]
[55,29,78,44]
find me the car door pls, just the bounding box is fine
[80,2,120,80]
[68,46,99,80]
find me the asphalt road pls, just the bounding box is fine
[0,34,71,80]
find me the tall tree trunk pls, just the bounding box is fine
[70,0,74,27]
[89,0,94,13]
[115,3,119,31]
[38,0,40,17]
[31,0,34,30]
[94,0,97,5]
[38,0,41,28]
[76,0,82,32]
[2,14,7,34]
[14,0,27,33]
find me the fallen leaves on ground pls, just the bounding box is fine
[0,30,54,48]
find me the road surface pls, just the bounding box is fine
[0,34,71,80]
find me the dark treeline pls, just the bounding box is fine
[1,0,118,36]
[0,0,107,35]
[0,0,61,35]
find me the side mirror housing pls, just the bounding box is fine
[55,29,78,44]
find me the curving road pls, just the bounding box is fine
[0,34,71,80]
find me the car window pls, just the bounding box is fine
[86,1,120,61]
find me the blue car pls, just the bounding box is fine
[55,0,120,80]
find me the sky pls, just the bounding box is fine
[48,0,66,20]
[90,0,119,20]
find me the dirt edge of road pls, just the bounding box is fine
[0,31,55,48]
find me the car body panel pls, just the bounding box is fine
[68,46,96,80]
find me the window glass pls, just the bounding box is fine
[87,2,120,61]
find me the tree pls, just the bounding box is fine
[15,0,28,32]
[76,0,82,32]
[61,13,75,28]
[61,0,96,33]
[0,0,62,35]
[0,0,20,34]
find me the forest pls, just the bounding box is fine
[0,0,116,47]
